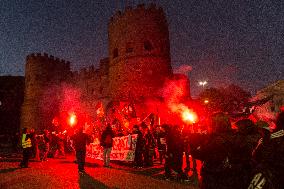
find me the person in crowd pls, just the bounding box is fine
[143,127,156,167]
[100,123,115,167]
[154,126,167,164]
[54,132,66,158]
[191,112,236,189]
[132,124,144,168]
[181,124,192,175]
[41,129,50,161]
[255,120,271,146]
[164,124,187,181]
[72,125,92,174]
[30,128,40,161]
[19,128,32,168]
[231,119,261,188]
[248,111,284,189]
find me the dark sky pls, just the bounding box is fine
[0,0,283,96]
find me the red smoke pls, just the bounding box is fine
[155,74,198,125]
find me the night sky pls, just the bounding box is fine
[0,0,283,96]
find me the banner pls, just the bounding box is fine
[86,134,138,161]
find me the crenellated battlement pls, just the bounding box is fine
[26,52,71,69]
[75,65,99,79]
[109,3,165,25]
[21,3,173,132]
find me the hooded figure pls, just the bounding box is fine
[72,125,92,174]
[248,111,284,189]
[191,112,236,189]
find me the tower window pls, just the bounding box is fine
[126,47,133,53]
[126,43,133,53]
[144,40,153,51]
[113,48,118,58]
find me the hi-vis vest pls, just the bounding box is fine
[22,134,32,148]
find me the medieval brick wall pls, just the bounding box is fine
[21,53,72,131]
[21,4,176,131]
[108,4,173,101]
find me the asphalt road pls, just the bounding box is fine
[0,156,199,189]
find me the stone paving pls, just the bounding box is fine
[0,155,199,189]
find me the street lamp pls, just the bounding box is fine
[198,81,208,87]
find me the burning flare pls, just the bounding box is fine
[68,113,77,127]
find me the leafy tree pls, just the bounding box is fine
[198,87,225,112]
[198,84,251,114]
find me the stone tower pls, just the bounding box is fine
[21,53,71,131]
[108,4,173,101]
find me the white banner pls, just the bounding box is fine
[86,134,138,161]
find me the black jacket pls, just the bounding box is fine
[72,132,91,152]
[100,129,115,148]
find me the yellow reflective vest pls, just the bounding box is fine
[22,134,32,148]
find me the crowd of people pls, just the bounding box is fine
[129,110,284,189]
[17,110,284,189]
[18,128,70,167]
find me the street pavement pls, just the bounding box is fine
[0,155,199,189]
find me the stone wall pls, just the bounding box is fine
[21,4,176,131]
[108,4,172,101]
[21,53,72,131]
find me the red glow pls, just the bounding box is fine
[52,117,60,127]
[182,109,198,124]
[68,113,77,127]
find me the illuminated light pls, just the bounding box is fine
[182,109,198,124]
[198,81,208,87]
[204,99,209,104]
[68,113,77,127]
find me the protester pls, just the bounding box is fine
[143,127,155,167]
[41,129,50,161]
[30,128,40,161]
[248,111,284,189]
[19,128,32,168]
[181,124,192,175]
[54,132,66,158]
[132,125,144,168]
[154,126,167,164]
[164,124,187,181]
[232,119,261,188]
[100,123,115,167]
[72,126,92,174]
[191,112,236,189]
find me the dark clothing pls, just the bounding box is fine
[133,130,144,167]
[72,132,91,172]
[230,133,260,188]
[154,131,167,164]
[30,132,37,158]
[133,130,144,150]
[164,127,186,179]
[249,130,284,189]
[76,150,86,172]
[191,132,236,189]
[20,133,32,167]
[134,148,143,167]
[20,147,31,167]
[72,132,91,152]
[143,132,155,166]
[155,131,166,151]
[44,134,50,143]
[100,129,115,148]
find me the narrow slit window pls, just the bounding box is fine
[144,40,153,51]
[113,48,118,58]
